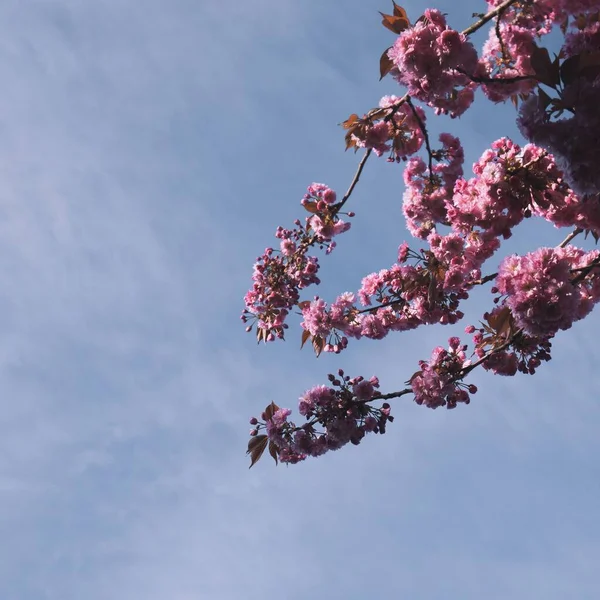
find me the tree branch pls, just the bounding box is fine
[461,0,520,36]
[334,148,372,214]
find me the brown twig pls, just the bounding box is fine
[334,148,372,214]
[559,227,583,248]
[406,96,435,184]
[461,0,520,36]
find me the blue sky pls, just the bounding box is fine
[1,0,599,598]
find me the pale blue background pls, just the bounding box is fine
[1,1,599,598]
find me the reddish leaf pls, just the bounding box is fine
[301,328,311,349]
[406,370,422,384]
[247,434,268,468]
[531,45,559,88]
[538,87,552,110]
[579,51,600,78]
[268,440,279,465]
[392,1,408,20]
[379,11,410,34]
[486,306,513,338]
[345,135,358,152]
[312,335,325,357]
[302,201,320,214]
[341,113,359,129]
[366,107,387,121]
[380,47,394,80]
[560,54,580,86]
[263,401,280,421]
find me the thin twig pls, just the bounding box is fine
[374,388,412,401]
[470,273,498,286]
[456,69,536,85]
[462,0,520,36]
[495,16,509,62]
[559,227,583,248]
[406,96,434,184]
[334,148,372,214]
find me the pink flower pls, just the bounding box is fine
[388,9,478,117]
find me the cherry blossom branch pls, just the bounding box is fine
[495,13,509,61]
[571,256,600,284]
[333,149,372,214]
[461,0,520,36]
[406,96,434,182]
[470,273,498,286]
[559,227,583,248]
[373,388,412,400]
[456,68,536,85]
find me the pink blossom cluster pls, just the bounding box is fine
[387,9,478,117]
[300,293,355,353]
[353,95,427,160]
[477,21,538,103]
[466,306,554,376]
[403,133,464,238]
[484,0,600,34]
[357,258,467,326]
[242,183,351,341]
[426,231,494,291]
[476,0,570,103]
[244,2,600,468]
[496,246,600,337]
[410,337,476,409]
[302,183,352,241]
[485,0,561,33]
[405,137,587,248]
[299,248,471,353]
[250,372,392,463]
[450,139,564,239]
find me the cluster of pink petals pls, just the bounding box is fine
[242,183,351,341]
[496,246,600,336]
[477,23,538,103]
[486,0,561,33]
[403,133,464,238]
[261,373,391,463]
[467,306,554,376]
[411,337,475,409]
[244,1,600,467]
[450,139,563,239]
[353,96,427,160]
[387,9,478,117]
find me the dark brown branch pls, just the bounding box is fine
[461,0,520,36]
[470,273,498,286]
[559,227,582,248]
[373,388,412,401]
[406,96,434,184]
[455,67,536,85]
[334,148,372,214]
